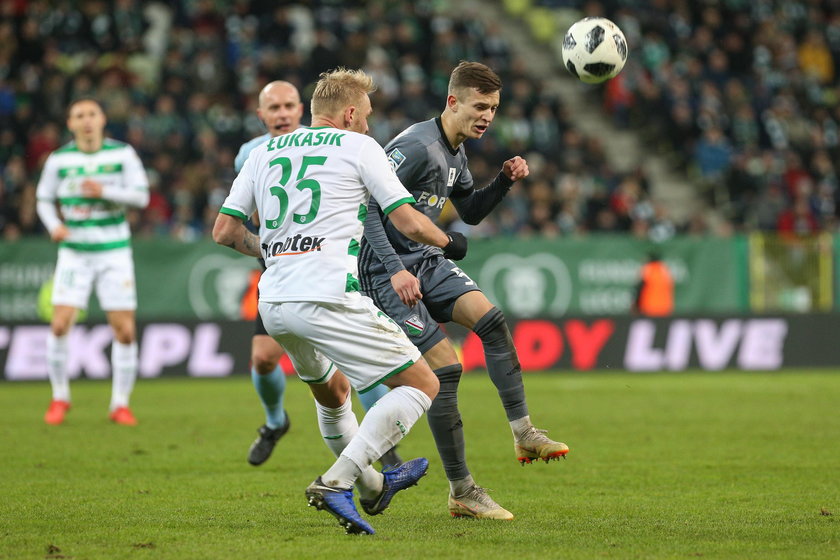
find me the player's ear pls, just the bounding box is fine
[446,94,458,112]
[344,105,356,127]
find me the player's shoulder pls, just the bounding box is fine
[237,133,271,155]
[101,138,132,151]
[52,141,79,156]
[387,118,439,151]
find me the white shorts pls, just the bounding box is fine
[52,247,137,311]
[258,293,422,394]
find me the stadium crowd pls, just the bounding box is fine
[581,0,840,234]
[0,0,679,243]
[14,1,838,241]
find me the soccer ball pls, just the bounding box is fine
[561,17,628,84]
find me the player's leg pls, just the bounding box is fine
[403,257,512,517]
[306,371,385,500]
[355,383,402,468]
[451,290,569,463]
[274,297,435,533]
[105,309,138,425]
[44,249,94,425]
[98,249,139,426]
[45,305,77,424]
[247,312,291,466]
[422,338,514,519]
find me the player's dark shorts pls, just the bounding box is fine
[254,258,269,336]
[359,250,481,354]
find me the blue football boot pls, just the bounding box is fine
[360,457,429,516]
[305,477,375,535]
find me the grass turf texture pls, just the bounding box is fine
[1,371,838,559]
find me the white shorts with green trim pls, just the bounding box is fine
[52,247,137,311]
[258,293,421,393]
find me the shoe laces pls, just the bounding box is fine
[518,425,552,443]
[458,485,499,508]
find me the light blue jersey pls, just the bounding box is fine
[234,133,271,173]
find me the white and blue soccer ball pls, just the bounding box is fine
[561,17,628,84]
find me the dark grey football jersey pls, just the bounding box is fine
[367,118,473,256]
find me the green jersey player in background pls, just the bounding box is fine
[359,62,569,520]
[36,98,150,426]
[235,81,399,468]
[213,68,468,535]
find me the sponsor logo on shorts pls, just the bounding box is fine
[387,148,406,171]
[404,315,425,336]
[395,420,407,435]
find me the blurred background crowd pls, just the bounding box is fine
[1,0,838,242]
[588,0,840,235]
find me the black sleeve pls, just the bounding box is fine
[449,172,514,225]
[363,197,406,276]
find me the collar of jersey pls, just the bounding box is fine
[300,126,332,130]
[435,117,459,156]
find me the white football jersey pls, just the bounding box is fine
[36,139,149,250]
[221,126,415,303]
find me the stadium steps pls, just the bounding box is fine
[468,0,704,226]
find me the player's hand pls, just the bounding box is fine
[442,231,468,261]
[80,179,104,198]
[502,156,529,182]
[390,270,422,307]
[50,225,69,242]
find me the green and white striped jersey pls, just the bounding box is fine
[221,126,415,304]
[36,139,149,251]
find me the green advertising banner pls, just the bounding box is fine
[0,235,750,321]
[0,239,259,322]
[456,235,749,317]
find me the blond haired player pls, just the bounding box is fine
[213,68,467,535]
[235,81,399,468]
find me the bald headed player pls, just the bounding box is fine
[235,81,397,467]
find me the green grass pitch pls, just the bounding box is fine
[1,371,839,559]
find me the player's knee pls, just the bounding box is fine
[112,326,135,345]
[50,320,71,337]
[473,307,511,345]
[433,364,463,393]
[50,307,76,336]
[251,352,279,375]
[251,339,283,374]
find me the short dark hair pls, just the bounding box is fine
[448,61,502,96]
[66,97,104,118]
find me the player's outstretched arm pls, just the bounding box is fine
[450,156,529,225]
[388,204,467,260]
[212,213,261,257]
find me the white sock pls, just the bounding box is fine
[510,415,532,439]
[47,332,70,402]
[316,394,383,499]
[110,341,138,410]
[322,386,431,487]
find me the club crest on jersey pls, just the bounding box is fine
[447,167,457,187]
[388,148,406,171]
[404,315,425,336]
